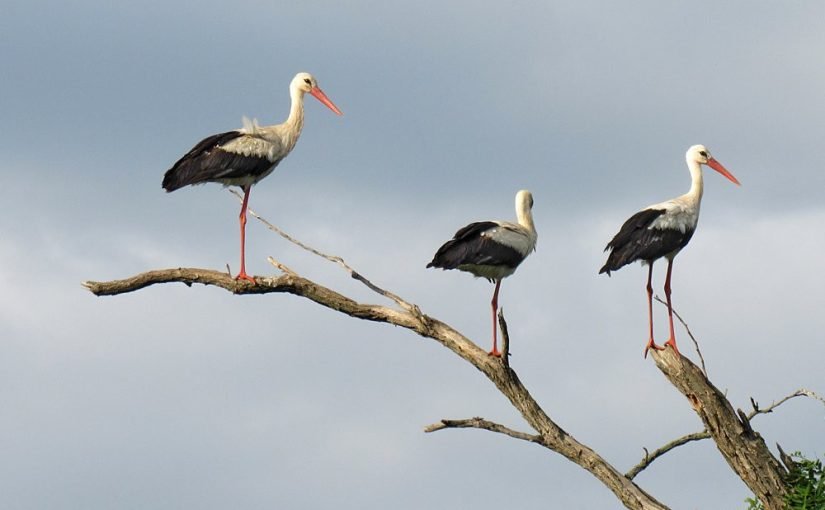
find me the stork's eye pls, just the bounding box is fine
[699,150,708,157]
[303,78,312,85]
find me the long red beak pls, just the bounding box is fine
[706,157,740,186]
[310,87,343,115]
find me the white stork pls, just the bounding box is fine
[427,190,537,357]
[599,145,740,357]
[162,72,343,282]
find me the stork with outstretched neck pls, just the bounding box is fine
[600,145,740,357]
[162,72,343,282]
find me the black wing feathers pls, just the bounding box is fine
[451,221,499,242]
[162,130,273,191]
[427,221,524,270]
[599,208,693,274]
[603,209,665,252]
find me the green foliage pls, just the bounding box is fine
[744,494,765,510]
[785,452,825,509]
[745,452,825,510]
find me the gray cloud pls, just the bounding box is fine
[1,1,823,509]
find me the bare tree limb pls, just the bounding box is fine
[776,443,798,472]
[626,431,710,479]
[267,256,298,276]
[83,201,809,510]
[650,349,789,509]
[747,388,825,420]
[628,387,825,479]
[498,308,511,366]
[424,417,540,443]
[83,263,669,510]
[231,188,415,312]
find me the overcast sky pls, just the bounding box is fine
[2,1,824,508]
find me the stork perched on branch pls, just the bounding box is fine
[600,145,740,357]
[428,190,537,357]
[162,72,343,282]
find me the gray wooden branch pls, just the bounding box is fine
[83,267,669,510]
[81,199,799,510]
[626,431,711,479]
[627,387,825,479]
[746,388,825,419]
[650,349,790,509]
[83,265,803,509]
[424,417,540,443]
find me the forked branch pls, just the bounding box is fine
[83,197,811,510]
[650,349,790,509]
[83,208,669,510]
[83,263,668,510]
[627,386,825,479]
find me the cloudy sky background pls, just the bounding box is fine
[2,1,824,508]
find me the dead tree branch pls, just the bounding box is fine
[84,264,669,510]
[82,202,810,510]
[747,388,825,419]
[498,308,511,366]
[424,417,540,443]
[231,189,414,312]
[626,432,711,479]
[627,387,825,479]
[650,349,790,509]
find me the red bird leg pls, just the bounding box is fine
[644,263,664,358]
[662,258,680,355]
[489,280,502,357]
[236,185,255,283]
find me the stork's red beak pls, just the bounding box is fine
[310,87,343,115]
[706,157,740,186]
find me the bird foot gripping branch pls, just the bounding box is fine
[161,72,342,281]
[427,190,537,357]
[600,145,740,358]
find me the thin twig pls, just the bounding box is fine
[424,417,541,443]
[230,188,414,312]
[654,295,707,377]
[267,256,297,276]
[747,388,825,420]
[626,431,710,479]
[628,388,825,478]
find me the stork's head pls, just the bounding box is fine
[686,145,740,185]
[516,189,534,211]
[515,189,536,234]
[291,72,343,115]
[292,72,317,94]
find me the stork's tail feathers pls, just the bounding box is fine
[599,249,631,276]
[599,243,614,275]
[162,171,185,192]
[427,234,460,270]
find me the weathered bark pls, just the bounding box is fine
[84,267,800,509]
[650,348,789,509]
[84,268,669,510]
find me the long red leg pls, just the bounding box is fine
[236,185,255,283]
[662,258,680,355]
[644,263,664,358]
[489,280,502,357]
